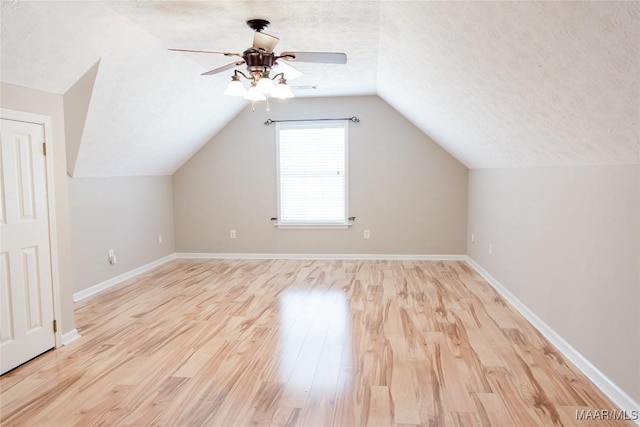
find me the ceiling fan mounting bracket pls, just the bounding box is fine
[247,19,270,32]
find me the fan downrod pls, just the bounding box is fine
[247,19,270,32]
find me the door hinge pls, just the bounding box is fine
[53,319,57,333]
[42,142,47,156]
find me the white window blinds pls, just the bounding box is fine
[276,121,348,225]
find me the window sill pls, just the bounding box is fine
[273,223,352,230]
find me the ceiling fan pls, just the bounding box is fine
[169,19,347,101]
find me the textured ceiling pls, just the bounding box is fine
[378,1,640,168]
[1,1,638,176]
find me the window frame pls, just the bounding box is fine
[275,120,350,229]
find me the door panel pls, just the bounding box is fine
[0,252,14,343]
[0,118,55,374]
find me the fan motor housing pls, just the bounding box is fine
[243,49,276,72]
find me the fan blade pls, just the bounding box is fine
[253,31,280,53]
[279,51,347,64]
[201,61,245,76]
[169,48,240,57]
[273,60,303,80]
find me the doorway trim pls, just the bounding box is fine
[1,108,63,348]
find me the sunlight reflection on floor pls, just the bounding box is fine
[278,289,352,399]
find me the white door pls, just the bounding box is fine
[0,118,55,374]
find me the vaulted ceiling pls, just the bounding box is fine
[2,1,638,176]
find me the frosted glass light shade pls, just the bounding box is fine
[244,84,267,101]
[272,80,294,99]
[224,78,246,97]
[256,76,275,94]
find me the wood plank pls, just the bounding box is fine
[0,259,632,426]
[367,385,392,426]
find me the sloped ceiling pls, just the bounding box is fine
[1,1,638,176]
[378,1,640,168]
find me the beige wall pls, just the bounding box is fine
[1,82,75,334]
[68,176,175,293]
[467,165,640,402]
[173,96,468,254]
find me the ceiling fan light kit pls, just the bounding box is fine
[170,19,347,110]
[272,77,294,99]
[256,71,275,94]
[223,74,247,97]
[245,81,267,102]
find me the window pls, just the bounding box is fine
[276,121,349,227]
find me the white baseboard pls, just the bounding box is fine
[73,254,177,302]
[175,252,467,261]
[465,256,640,422]
[61,329,81,346]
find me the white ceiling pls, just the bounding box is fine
[1,1,638,176]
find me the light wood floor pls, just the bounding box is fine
[0,259,632,426]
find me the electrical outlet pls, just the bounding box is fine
[363,229,370,239]
[489,243,493,255]
[230,229,237,239]
[471,233,475,243]
[158,235,163,244]
[108,249,117,265]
